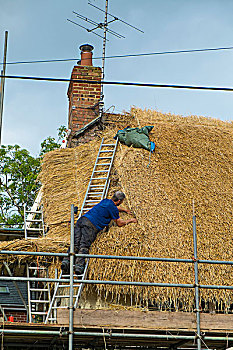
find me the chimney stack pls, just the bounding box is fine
[67,44,102,145]
[80,44,94,66]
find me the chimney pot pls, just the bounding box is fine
[79,44,94,66]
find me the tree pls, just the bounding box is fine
[0,126,66,227]
[39,125,67,157]
[0,145,41,227]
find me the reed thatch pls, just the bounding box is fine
[1,108,232,311]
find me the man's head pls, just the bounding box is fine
[111,191,125,206]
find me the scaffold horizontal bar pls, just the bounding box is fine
[1,250,233,266]
[1,328,233,342]
[0,276,194,287]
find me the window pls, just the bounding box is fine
[0,286,10,293]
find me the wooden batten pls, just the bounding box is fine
[57,309,233,332]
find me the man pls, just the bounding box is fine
[61,191,137,275]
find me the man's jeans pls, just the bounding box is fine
[63,216,99,271]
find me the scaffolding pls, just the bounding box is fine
[0,205,233,349]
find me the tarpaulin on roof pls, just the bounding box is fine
[114,126,155,152]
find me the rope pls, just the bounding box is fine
[102,328,107,350]
[195,331,210,350]
[1,311,4,350]
[147,148,152,168]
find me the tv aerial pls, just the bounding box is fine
[67,0,144,99]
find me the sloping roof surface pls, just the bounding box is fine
[0,281,28,306]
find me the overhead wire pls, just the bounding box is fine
[1,45,233,66]
[1,74,233,93]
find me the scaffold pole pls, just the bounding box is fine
[68,204,75,350]
[192,202,201,350]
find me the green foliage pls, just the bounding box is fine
[0,125,67,227]
[0,145,41,227]
[39,125,67,157]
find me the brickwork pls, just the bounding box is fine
[3,310,27,323]
[67,65,102,140]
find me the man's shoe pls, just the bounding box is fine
[61,260,70,274]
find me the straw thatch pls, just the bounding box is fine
[1,108,232,311]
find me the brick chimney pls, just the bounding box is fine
[67,44,102,141]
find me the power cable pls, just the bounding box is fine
[1,45,233,66]
[1,74,233,93]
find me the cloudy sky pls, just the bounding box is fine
[1,0,233,156]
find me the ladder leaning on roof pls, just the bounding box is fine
[45,137,118,324]
[23,193,45,239]
[23,129,71,240]
[27,264,51,323]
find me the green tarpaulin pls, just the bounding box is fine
[114,126,155,152]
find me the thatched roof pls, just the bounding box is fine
[1,108,232,311]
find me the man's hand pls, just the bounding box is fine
[118,207,133,215]
[114,217,138,227]
[125,208,133,215]
[130,218,137,224]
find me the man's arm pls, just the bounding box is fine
[114,217,137,227]
[118,207,132,215]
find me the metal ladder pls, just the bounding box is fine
[45,137,118,324]
[27,265,51,323]
[80,137,118,214]
[24,197,45,239]
[23,129,71,240]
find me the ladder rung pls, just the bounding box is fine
[52,306,68,309]
[91,177,108,180]
[56,284,70,288]
[87,193,103,195]
[30,300,49,303]
[93,170,109,173]
[98,157,113,159]
[90,185,105,187]
[29,267,47,270]
[95,163,111,166]
[31,312,47,315]
[85,200,100,203]
[86,196,102,199]
[55,295,79,298]
[99,150,114,153]
[58,285,81,288]
[26,219,43,222]
[102,143,116,146]
[26,228,43,231]
[62,274,82,277]
[87,193,104,196]
[30,288,49,292]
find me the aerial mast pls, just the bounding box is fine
[67,1,143,114]
[0,31,8,146]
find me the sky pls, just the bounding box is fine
[1,0,233,156]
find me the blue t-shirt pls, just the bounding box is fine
[84,199,120,231]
